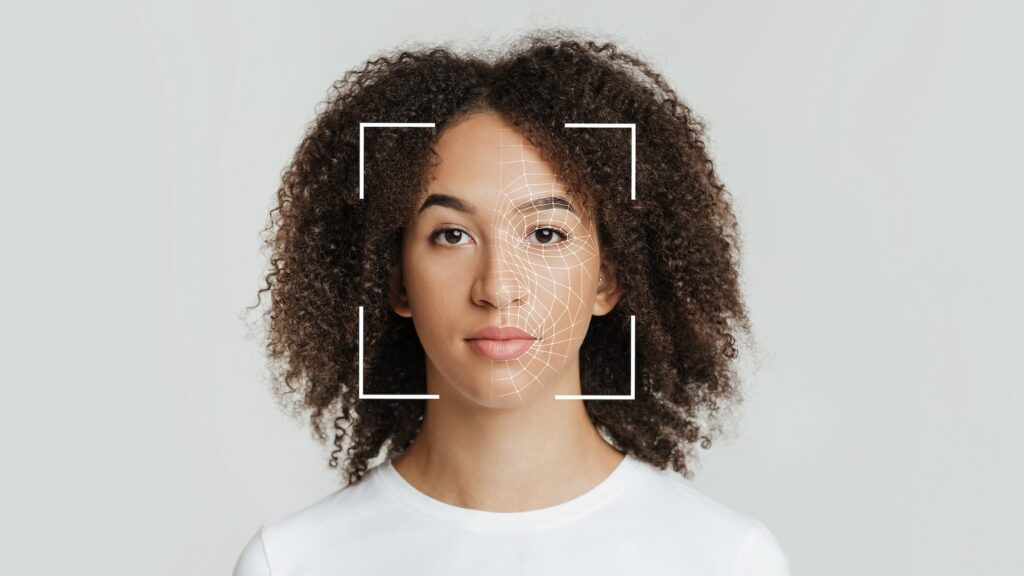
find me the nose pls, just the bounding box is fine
[470,230,529,309]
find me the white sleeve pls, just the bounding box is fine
[232,527,272,576]
[731,521,791,576]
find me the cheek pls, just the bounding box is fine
[407,266,460,314]
[526,251,598,312]
[403,236,449,299]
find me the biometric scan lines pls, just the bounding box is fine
[359,122,436,200]
[555,122,636,400]
[359,122,439,400]
[358,121,636,402]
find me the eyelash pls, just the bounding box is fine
[430,226,570,248]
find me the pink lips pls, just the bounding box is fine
[465,325,538,360]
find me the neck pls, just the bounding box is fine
[391,357,624,512]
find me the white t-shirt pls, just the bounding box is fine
[233,453,791,575]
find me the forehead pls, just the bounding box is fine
[427,112,572,207]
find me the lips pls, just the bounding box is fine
[466,325,536,341]
[465,325,538,360]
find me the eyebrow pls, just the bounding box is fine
[418,193,578,217]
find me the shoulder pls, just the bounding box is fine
[621,460,791,575]
[731,519,791,576]
[231,527,270,576]
[231,465,387,575]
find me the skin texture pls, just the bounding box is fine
[387,111,624,510]
[250,31,754,490]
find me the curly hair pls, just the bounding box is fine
[249,29,755,487]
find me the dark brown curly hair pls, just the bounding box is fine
[249,29,756,487]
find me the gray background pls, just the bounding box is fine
[2,0,1021,574]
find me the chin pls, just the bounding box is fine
[424,345,574,408]
[454,374,551,409]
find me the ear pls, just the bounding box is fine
[388,264,412,318]
[592,260,621,317]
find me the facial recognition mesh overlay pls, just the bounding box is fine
[462,125,600,404]
[360,118,636,403]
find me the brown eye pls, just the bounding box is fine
[527,227,568,246]
[431,227,472,246]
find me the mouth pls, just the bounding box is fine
[466,325,537,341]
[464,337,537,361]
[464,325,538,360]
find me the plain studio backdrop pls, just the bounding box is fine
[1,0,1020,574]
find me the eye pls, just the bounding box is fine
[527,227,569,246]
[430,226,570,248]
[431,227,473,246]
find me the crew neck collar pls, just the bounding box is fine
[373,453,642,533]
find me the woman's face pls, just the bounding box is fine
[389,110,620,409]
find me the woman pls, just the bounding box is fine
[235,30,790,575]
